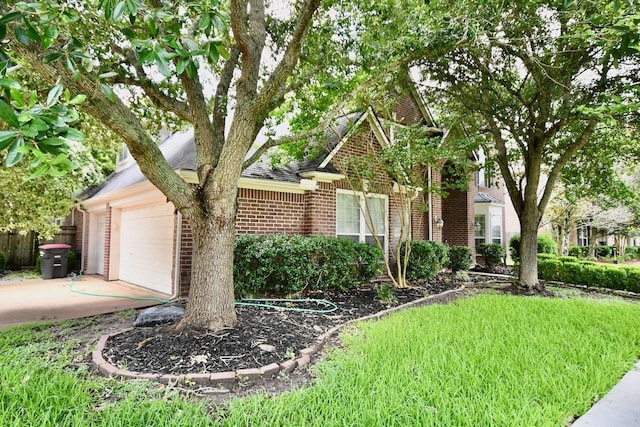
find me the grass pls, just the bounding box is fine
[1,294,640,426]
[219,295,640,426]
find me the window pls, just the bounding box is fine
[578,226,589,246]
[337,191,387,249]
[474,214,485,253]
[491,213,502,244]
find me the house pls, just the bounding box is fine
[76,89,505,297]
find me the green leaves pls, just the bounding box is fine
[0,99,19,127]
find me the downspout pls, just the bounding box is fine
[428,167,433,240]
[77,206,87,274]
[171,210,182,301]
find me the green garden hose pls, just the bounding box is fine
[68,274,338,313]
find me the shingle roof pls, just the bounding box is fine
[86,112,363,199]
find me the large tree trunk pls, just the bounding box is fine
[178,196,238,331]
[518,210,543,292]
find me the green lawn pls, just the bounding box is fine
[2,294,640,426]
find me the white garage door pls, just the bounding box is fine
[119,203,175,294]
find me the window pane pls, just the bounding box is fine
[337,193,360,234]
[365,197,385,236]
[365,235,384,247]
[474,215,485,238]
[337,235,360,243]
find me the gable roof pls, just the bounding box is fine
[85,112,366,200]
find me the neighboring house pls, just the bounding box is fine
[77,89,504,296]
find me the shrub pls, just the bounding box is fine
[624,267,640,293]
[537,234,557,255]
[401,240,449,281]
[510,234,558,263]
[233,234,383,296]
[448,246,473,273]
[479,243,505,270]
[558,262,583,285]
[582,265,606,287]
[537,253,557,261]
[602,268,627,291]
[595,245,614,259]
[0,251,5,273]
[538,259,561,282]
[568,246,588,258]
[624,247,640,261]
[558,256,579,264]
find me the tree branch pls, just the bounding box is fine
[6,36,195,210]
[487,116,523,215]
[252,0,322,116]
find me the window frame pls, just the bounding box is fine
[336,189,388,256]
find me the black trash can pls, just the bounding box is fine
[39,244,71,279]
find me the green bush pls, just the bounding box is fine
[479,243,505,270]
[233,234,383,296]
[538,259,561,282]
[624,247,640,261]
[0,251,5,273]
[568,246,588,258]
[559,262,583,285]
[558,256,579,264]
[448,246,473,273]
[624,267,640,293]
[510,234,558,263]
[537,234,557,255]
[595,245,614,259]
[582,265,606,287]
[401,240,449,281]
[603,268,627,291]
[537,253,557,261]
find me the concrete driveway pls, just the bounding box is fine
[0,275,171,329]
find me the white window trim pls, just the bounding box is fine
[336,189,389,257]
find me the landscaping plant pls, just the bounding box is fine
[447,246,472,273]
[479,243,505,271]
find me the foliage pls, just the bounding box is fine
[0,0,358,329]
[537,253,640,292]
[222,295,640,426]
[447,246,472,273]
[569,246,588,258]
[0,250,5,272]
[624,247,640,261]
[376,284,397,305]
[558,256,579,264]
[479,243,505,270]
[400,240,449,281]
[510,234,558,263]
[353,0,640,288]
[233,235,383,296]
[67,250,77,274]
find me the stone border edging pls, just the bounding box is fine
[542,281,640,300]
[91,286,465,387]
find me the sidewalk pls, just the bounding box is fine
[572,361,640,426]
[0,275,170,329]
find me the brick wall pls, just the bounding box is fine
[236,189,306,234]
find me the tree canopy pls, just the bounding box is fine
[354,0,640,288]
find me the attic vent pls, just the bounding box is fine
[116,143,134,172]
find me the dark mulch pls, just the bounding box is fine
[104,274,487,376]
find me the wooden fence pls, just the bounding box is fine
[0,226,77,269]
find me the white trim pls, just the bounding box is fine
[83,181,165,212]
[318,112,370,169]
[299,171,345,183]
[178,170,317,194]
[319,108,391,169]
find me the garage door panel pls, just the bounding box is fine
[119,203,174,294]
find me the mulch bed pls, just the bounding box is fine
[104,274,496,376]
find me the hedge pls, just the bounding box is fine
[400,240,449,281]
[233,234,383,296]
[448,246,473,273]
[568,246,588,258]
[537,254,640,292]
